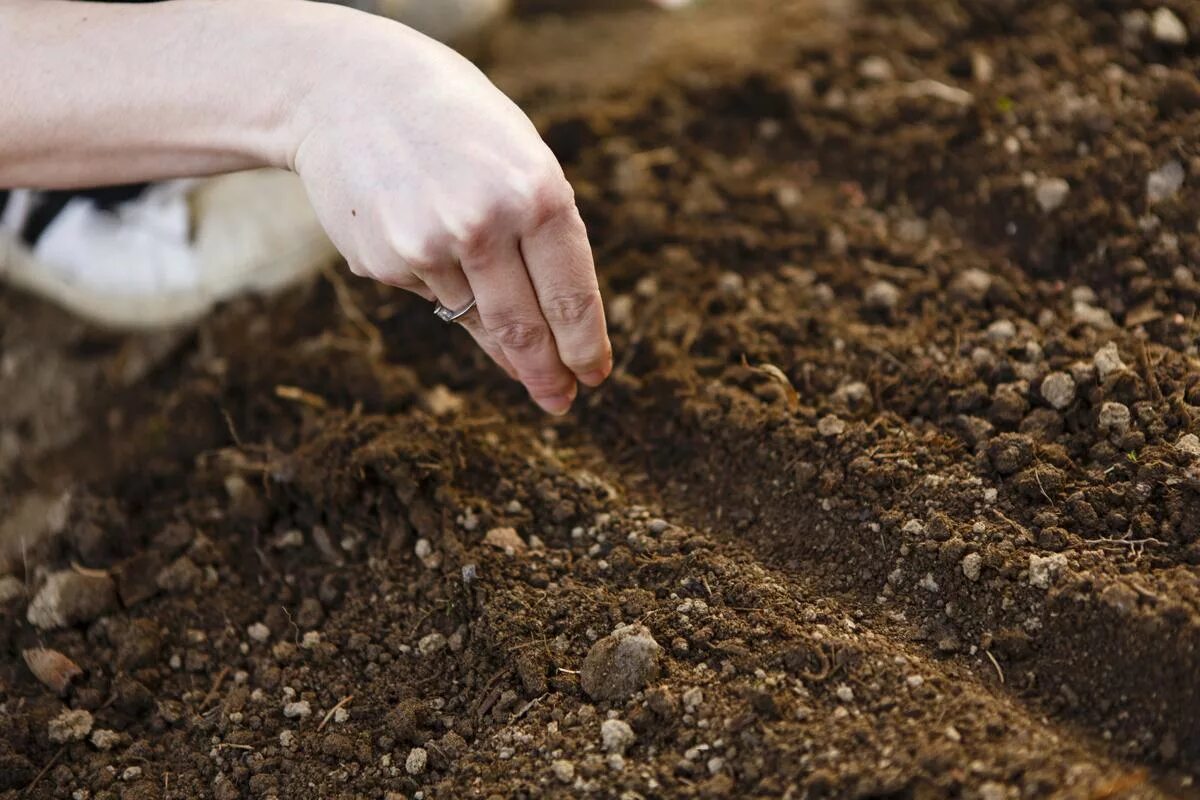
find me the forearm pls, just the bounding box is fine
[0,0,350,188]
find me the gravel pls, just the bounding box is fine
[600,718,636,754]
[48,709,94,744]
[580,624,662,702]
[248,622,271,643]
[1040,372,1077,410]
[27,570,118,630]
[864,280,902,310]
[1147,160,1186,204]
[1029,553,1069,589]
[282,700,312,720]
[551,759,576,783]
[1034,177,1070,213]
[961,552,983,582]
[1151,8,1188,45]
[1098,402,1132,436]
[1174,433,1200,457]
[1093,342,1127,381]
[405,747,428,775]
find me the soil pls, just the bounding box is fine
[3,0,1200,797]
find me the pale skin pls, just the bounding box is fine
[0,0,614,415]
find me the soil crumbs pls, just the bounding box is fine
[4,0,1200,797]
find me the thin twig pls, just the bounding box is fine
[318,695,355,732]
[984,650,1004,685]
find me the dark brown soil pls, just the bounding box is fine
[4,1,1200,798]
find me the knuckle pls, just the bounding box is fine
[568,340,613,373]
[526,179,577,232]
[489,316,551,352]
[542,290,600,327]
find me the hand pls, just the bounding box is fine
[289,15,612,415]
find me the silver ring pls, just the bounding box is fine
[433,297,477,324]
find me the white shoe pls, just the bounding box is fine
[0,170,337,329]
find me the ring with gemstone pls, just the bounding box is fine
[433,297,477,323]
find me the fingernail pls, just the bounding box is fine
[580,368,610,387]
[536,383,577,416]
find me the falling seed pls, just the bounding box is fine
[22,648,83,695]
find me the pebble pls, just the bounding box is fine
[1029,553,1069,589]
[1147,160,1185,204]
[122,767,143,781]
[405,747,428,775]
[90,729,122,751]
[27,571,118,630]
[1151,8,1188,45]
[835,685,855,703]
[1073,301,1116,330]
[1093,342,1127,380]
[0,574,23,604]
[1040,372,1076,410]
[858,55,895,82]
[950,268,993,305]
[283,700,312,719]
[1034,177,1070,213]
[1098,402,1132,436]
[580,624,662,702]
[279,730,297,749]
[414,539,432,560]
[48,709,94,744]
[248,622,271,643]
[647,518,672,535]
[600,719,636,754]
[986,319,1017,344]
[864,280,901,311]
[1175,433,1200,457]
[156,556,202,594]
[961,552,983,582]
[418,632,447,656]
[551,760,576,783]
[817,415,847,437]
[483,527,526,554]
[682,687,704,713]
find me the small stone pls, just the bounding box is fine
[858,55,894,81]
[1034,177,1070,213]
[682,687,704,713]
[1093,342,1127,380]
[835,685,854,703]
[414,539,432,560]
[121,767,142,781]
[1073,302,1116,330]
[48,709,94,744]
[279,730,297,749]
[979,782,1007,800]
[864,280,901,311]
[986,319,1016,344]
[950,268,993,305]
[27,571,118,630]
[817,415,846,437]
[483,527,526,553]
[580,624,662,702]
[0,574,22,604]
[1098,402,1132,436]
[647,518,672,534]
[283,700,312,720]
[1147,160,1185,204]
[421,385,464,417]
[1174,433,1200,457]
[552,759,576,783]
[90,729,122,751]
[247,622,271,643]
[600,719,636,754]
[1029,553,1068,589]
[418,632,447,656]
[1040,372,1076,410]
[405,747,428,775]
[1151,7,1188,45]
[156,556,202,594]
[961,552,983,582]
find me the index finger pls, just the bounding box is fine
[520,204,612,387]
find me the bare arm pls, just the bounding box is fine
[0,0,613,414]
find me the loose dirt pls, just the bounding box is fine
[3,1,1200,797]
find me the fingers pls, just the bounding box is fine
[462,242,578,415]
[519,205,612,387]
[408,260,520,380]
